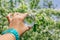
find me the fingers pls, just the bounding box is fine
[13,12,28,19]
[7,12,28,22]
[14,12,20,16]
[6,13,12,23]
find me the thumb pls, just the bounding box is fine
[23,13,28,19]
[6,13,12,23]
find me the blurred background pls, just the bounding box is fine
[0,0,60,40]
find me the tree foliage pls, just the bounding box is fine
[0,0,60,40]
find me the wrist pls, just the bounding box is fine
[9,22,29,35]
[14,26,29,36]
[2,28,20,40]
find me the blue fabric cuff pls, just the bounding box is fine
[2,28,20,40]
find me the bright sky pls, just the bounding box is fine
[53,0,60,9]
[40,0,60,9]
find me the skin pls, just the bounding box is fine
[0,12,31,40]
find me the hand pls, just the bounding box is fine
[7,12,30,35]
